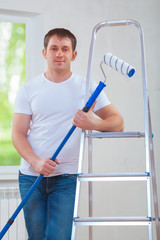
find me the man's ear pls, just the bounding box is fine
[42,48,47,59]
[72,51,77,61]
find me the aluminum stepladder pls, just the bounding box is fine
[71,20,160,240]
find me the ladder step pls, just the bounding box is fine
[85,131,145,138]
[73,217,151,226]
[78,173,150,181]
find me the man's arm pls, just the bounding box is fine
[73,104,124,132]
[12,113,59,176]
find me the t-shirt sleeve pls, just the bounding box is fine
[14,85,32,115]
[90,81,111,112]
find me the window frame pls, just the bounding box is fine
[0,11,43,180]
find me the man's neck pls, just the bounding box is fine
[44,70,72,83]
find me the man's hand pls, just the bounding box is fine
[31,157,60,176]
[73,102,96,130]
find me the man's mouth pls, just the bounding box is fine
[55,60,64,63]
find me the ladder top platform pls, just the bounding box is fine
[85,131,145,138]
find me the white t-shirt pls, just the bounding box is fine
[14,73,110,176]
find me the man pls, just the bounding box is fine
[12,28,124,240]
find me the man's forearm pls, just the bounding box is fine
[12,133,40,167]
[92,115,124,132]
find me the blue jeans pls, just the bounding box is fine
[19,172,77,240]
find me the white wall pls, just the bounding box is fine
[0,0,159,239]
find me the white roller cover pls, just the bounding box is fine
[104,53,135,77]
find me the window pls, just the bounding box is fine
[0,21,26,166]
[0,11,43,177]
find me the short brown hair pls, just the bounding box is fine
[44,28,77,51]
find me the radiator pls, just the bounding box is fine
[0,187,27,240]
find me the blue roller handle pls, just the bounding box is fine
[0,81,106,239]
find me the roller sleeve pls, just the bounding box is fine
[104,53,135,77]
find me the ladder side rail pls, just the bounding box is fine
[148,99,160,238]
[71,131,85,240]
[88,130,93,240]
[137,22,153,240]
[147,177,153,239]
[137,23,150,173]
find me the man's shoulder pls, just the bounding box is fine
[17,74,44,97]
[22,73,44,89]
[28,73,44,84]
[72,73,86,83]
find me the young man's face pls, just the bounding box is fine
[42,34,77,74]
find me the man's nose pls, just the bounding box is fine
[56,49,63,57]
